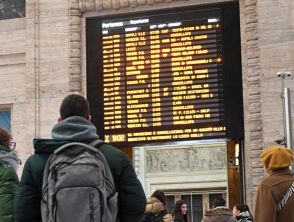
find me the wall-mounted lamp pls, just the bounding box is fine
[234,143,239,166]
[229,143,240,170]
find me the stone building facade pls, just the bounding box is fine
[1,0,294,214]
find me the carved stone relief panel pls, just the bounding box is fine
[0,0,25,20]
[145,142,227,175]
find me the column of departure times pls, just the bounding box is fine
[125,31,149,129]
[150,30,162,127]
[170,24,222,126]
[102,34,126,130]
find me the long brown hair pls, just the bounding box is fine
[172,200,188,222]
[0,128,11,148]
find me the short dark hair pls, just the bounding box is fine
[60,94,90,120]
[235,204,250,212]
[0,128,11,148]
[213,197,226,208]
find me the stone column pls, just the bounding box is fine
[241,0,264,209]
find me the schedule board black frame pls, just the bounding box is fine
[86,2,244,146]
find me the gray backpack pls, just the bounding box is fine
[41,140,118,222]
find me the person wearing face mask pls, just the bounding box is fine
[0,128,20,222]
[172,200,188,222]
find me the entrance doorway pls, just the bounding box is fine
[132,139,244,219]
[164,190,226,222]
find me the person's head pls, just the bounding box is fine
[59,94,90,121]
[151,190,166,206]
[173,200,188,221]
[0,128,12,149]
[261,145,294,172]
[213,197,226,208]
[232,204,250,217]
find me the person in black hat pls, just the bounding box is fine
[140,190,172,222]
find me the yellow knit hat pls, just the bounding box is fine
[261,145,294,171]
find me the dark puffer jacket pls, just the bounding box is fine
[0,145,19,222]
[14,116,146,222]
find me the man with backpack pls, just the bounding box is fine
[14,94,146,222]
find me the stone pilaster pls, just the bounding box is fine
[243,0,263,208]
[69,5,82,93]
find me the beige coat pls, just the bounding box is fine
[201,207,236,222]
[254,168,294,222]
[143,197,172,222]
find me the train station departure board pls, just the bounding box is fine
[86,4,244,145]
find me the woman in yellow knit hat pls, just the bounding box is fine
[254,145,294,222]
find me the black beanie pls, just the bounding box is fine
[151,190,166,205]
[213,197,226,208]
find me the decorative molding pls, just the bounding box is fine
[134,142,227,195]
[134,142,226,175]
[145,145,227,174]
[69,6,82,93]
[244,0,263,195]
[133,147,141,175]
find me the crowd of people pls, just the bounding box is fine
[0,94,294,222]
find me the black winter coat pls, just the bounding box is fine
[14,139,146,222]
[140,210,169,222]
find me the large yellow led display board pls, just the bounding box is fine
[86,3,243,145]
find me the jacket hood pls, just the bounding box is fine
[34,117,100,154]
[33,139,69,154]
[51,116,99,141]
[204,207,233,216]
[0,145,21,171]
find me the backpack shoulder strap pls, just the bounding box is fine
[53,140,104,155]
[277,180,294,213]
[89,140,104,149]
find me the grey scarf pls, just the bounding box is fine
[0,151,21,172]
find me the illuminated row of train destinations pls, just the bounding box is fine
[100,16,227,143]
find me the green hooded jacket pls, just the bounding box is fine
[14,117,146,222]
[0,145,19,222]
